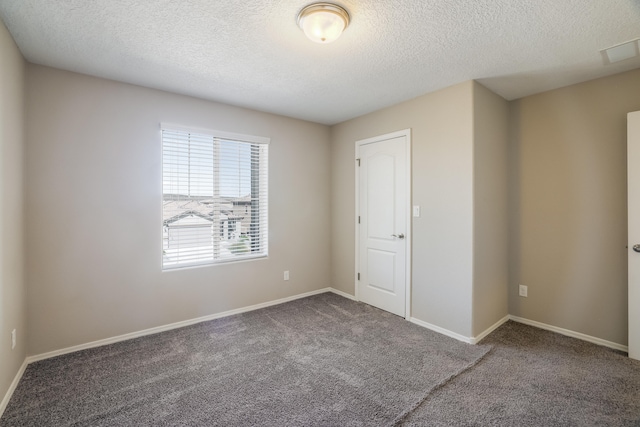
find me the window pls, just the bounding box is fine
[162,126,269,270]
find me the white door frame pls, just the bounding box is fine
[628,111,640,360]
[355,129,412,319]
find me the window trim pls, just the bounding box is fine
[160,123,270,271]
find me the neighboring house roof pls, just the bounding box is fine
[164,210,213,226]
[163,198,245,226]
[163,199,213,224]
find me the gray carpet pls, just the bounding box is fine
[402,320,640,426]
[1,293,492,426]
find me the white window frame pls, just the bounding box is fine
[161,123,269,270]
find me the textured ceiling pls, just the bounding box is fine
[1,0,639,125]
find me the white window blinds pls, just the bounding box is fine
[162,126,269,270]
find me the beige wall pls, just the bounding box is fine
[0,19,26,403]
[331,81,476,337]
[472,82,509,336]
[8,29,637,362]
[509,68,640,345]
[25,65,331,355]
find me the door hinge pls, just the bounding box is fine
[356,158,360,166]
[358,216,360,224]
[357,273,360,280]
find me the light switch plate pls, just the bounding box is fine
[413,206,420,217]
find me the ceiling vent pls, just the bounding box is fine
[601,39,640,65]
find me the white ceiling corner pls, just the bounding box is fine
[0,0,639,125]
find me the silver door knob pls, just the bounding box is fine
[634,244,640,253]
[392,234,405,239]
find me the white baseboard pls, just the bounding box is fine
[28,287,333,364]
[329,288,357,301]
[0,358,28,419]
[338,291,476,345]
[509,315,628,352]
[408,314,628,352]
[409,317,473,344]
[470,315,510,345]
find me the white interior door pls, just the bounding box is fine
[356,130,411,317]
[628,111,640,361]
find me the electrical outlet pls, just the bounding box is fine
[11,329,16,350]
[284,271,289,281]
[519,284,528,297]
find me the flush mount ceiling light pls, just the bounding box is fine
[297,3,350,44]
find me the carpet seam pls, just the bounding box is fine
[390,345,494,426]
